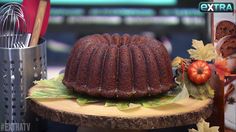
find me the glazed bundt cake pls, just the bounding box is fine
[63,33,174,99]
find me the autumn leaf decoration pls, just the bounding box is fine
[213,59,231,81]
[188,39,217,61]
[171,39,231,100]
[189,118,219,132]
[187,39,231,81]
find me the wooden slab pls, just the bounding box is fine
[28,86,213,129]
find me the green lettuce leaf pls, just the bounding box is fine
[28,74,190,111]
[28,75,76,99]
[34,80,66,89]
[52,74,64,81]
[76,95,100,105]
[142,96,175,108]
[27,86,76,99]
[177,71,214,100]
[141,84,189,108]
[105,101,141,111]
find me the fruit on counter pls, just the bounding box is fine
[187,60,211,84]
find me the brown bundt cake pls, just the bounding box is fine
[63,33,174,99]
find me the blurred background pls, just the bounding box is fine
[0,0,211,132]
[1,0,210,67]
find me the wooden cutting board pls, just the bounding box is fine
[28,85,213,129]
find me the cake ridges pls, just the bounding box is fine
[63,33,174,99]
[86,45,107,96]
[130,45,148,97]
[115,45,120,97]
[139,44,161,95]
[101,46,117,97]
[66,41,90,82]
[76,44,98,89]
[117,45,133,98]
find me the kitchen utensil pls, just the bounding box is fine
[30,0,48,47]
[0,38,47,126]
[22,0,50,47]
[0,2,48,129]
[0,2,30,48]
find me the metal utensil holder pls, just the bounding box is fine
[0,38,47,124]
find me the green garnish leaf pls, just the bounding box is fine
[177,71,214,100]
[28,74,191,111]
[76,95,100,105]
[52,74,64,81]
[105,101,141,111]
[34,80,66,89]
[27,86,76,99]
[105,101,117,107]
[141,84,189,108]
[142,96,175,108]
[28,75,76,99]
[116,103,129,110]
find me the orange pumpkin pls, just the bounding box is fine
[187,60,211,84]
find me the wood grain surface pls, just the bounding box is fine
[28,85,213,129]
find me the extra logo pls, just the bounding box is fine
[199,2,234,12]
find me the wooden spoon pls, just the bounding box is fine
[22,0,50,46]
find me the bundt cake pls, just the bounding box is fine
[63,33,174,99]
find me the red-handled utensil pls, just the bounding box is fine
[22,0,50,46]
